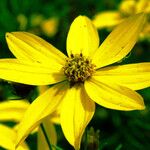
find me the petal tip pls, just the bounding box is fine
[5,32,11,38]
[138,103,146,110]
[134,98,146,110]
[75,15,90,21]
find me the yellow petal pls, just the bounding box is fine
[136,0,149,13]
[38,86,61,124]
[84,78,145,111]
[67,16,99,57]
[93,63,150,90]
[49,109,60,124]
[0,124,16,149]
[17,142,29,150]
[6,32,66,66]
[14,124,38,136]
[0,100,29,122]
[92,13,146,68]
[0,59,65,85]
[38,86,49,95]
[93,11,122,29]
[60,85,95,149]
[119,0,136,15]
[16,82,67,148]
[0,124,29,150]
[38,118,57,150]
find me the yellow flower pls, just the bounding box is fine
[0,100,29,122]
[120,0,150,15]
[0,13,149,149]
[30,15,59,37]
[93,11,123,29]
[0,100,29,150]
[17,14,59,37]
[93,0,150,39]
[17,14,28,31]
[40,17,59,37]
[0,124,29,150]
[0,98,58,150]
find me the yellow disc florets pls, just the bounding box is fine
[63,53,96,85]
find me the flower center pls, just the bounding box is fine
[63,53,96,85]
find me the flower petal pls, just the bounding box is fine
[93,11,122,29]
[60,85,95,149]
[49,109,60,124]
[0,100,29,122]
[67,16,99,57]
[93,63,150,90]
[0,124,29,150]
[84,78,145,111]
[16,82,67,148]
[6,32,66,65]
[38,118,57,150]
[0,59,65,85]
[38,86,50,94]
[92,13,146,68]
[17,142,29,150]
[38,86,61,124]
[0,124,16,149]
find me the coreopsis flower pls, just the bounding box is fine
[40,17,59,37]
[0,100,29,150]
[0,13,149,149]
[0,98,58,150]
[0,124,29,150]
[30,15,59,37]
[17,14,59,37]
[93,0,150,40]
[0,100,29,122]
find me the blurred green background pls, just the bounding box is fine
[0,0,150,150]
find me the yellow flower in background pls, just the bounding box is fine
[37,117,57,150]
[0,100,29,150]
[93,11,122,29]
[119,0,150,15]
[17,14,59,37]
[0,96,58,150]
[0,100,29,122]
[93,0,150,40]
[0,13,149,149]
[0,124,29,150]
[30,14,59,37]
[17,14,28,31]
[40,18,59,37]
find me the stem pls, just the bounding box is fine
[27,90,53,150]
[84,128,88,150]
[40,123,53,150]
[51,144,64,150]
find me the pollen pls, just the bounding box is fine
[63,53,96,85]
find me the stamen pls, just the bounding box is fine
[63,53,96,85]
